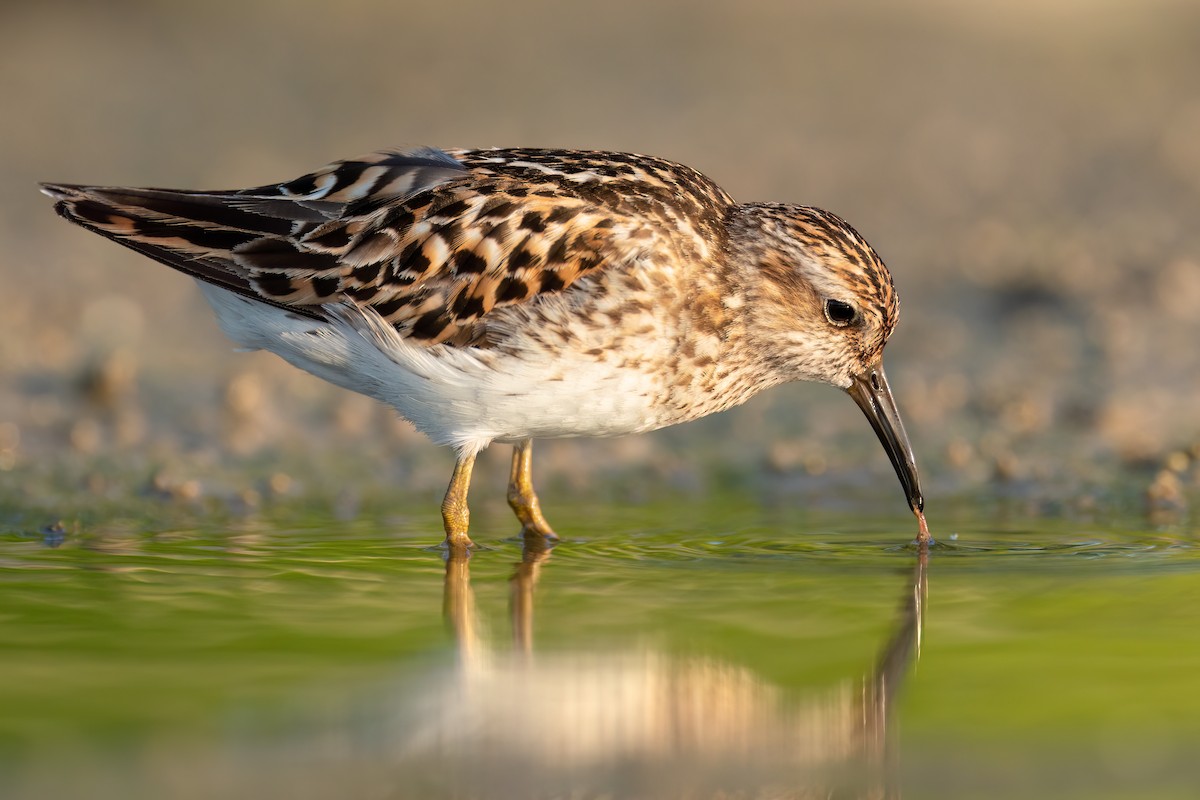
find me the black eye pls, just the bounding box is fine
[824,299,857,326]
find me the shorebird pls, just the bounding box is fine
[42,146,928,548]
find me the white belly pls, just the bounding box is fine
[197,283,667,457]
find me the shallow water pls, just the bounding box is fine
[1,500,1198,799]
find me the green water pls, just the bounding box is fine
[1,498,1198,799]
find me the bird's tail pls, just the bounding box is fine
[40,181,291,304]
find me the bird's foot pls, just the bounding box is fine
[520,523,559,556]
[435,532,476,560]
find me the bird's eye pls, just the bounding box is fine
[824,299,857,326]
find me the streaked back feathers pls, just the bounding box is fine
[44,146,898,367]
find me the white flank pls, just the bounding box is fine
[197,283,663,458]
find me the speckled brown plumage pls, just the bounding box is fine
[43,148,895,346]
[42,145,927,548]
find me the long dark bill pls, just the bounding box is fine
[846,363,924,514]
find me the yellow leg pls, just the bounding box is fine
[507,439,558,541]
[441,452,476,552]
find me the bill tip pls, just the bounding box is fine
[915,508,931,544]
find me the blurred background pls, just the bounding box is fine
[5,4,1200,798]
[3,0,1200,522]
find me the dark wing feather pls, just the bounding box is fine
[42,148,473,323]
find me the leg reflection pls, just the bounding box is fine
[510,532,556,655]
[425,538,929,800]
[441,548,479,666]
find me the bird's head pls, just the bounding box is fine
[730,203,924,516]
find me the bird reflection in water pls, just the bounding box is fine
[407,540,929,799]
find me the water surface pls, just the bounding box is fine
[2,500,1198,799]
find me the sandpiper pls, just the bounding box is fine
[42,147,929,548]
